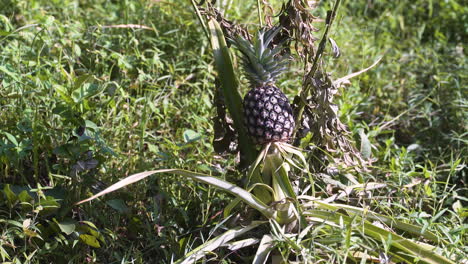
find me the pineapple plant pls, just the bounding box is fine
[231,27,295,145]
[76,12,458,264]
[225,27,304,222]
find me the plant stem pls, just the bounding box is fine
[292,0,342,138]
[257,0,263,27]
[190,0,210,41]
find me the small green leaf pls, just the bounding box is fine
[18,190,33,202]
[55,219,76,235]
[183,129,201,143]
[85,120,98,130]
[79,234,100,248]
[328,37,341,58]
[73,44,81,57]
[79,221,98,230]
[452,200,462,214]
[76,221,105,243]
[23,229,40,238]
[71,83,103,103]
[73,75,92,90]
[106,199,130,214]
[0,65,20,81]
[37,196,60,215]
[3,132,18,146]
[0,243,11,261]
[54,84,73,104]
[52,102,74,119]
[18,190,33,210]
[3,184,17,206]
[147,143,159,154]
[358,129,372,159]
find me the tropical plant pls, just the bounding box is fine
[75,0,461,263]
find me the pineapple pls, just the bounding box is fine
[232,27,295,145]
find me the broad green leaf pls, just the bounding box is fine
[262,148,297,224]
[223,182,275,219]
[277,142,309,172]
[175,221,265,264]
[3,92,22,98]
[275,163,296,199]
[79,220,98,230]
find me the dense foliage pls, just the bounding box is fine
[0,0,466,263]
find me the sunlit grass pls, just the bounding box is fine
[0,0,466,263]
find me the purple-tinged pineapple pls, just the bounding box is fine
[233,27,295,145]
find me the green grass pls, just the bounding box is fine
[0,0,466,263]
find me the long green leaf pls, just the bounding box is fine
[76,169,274,218]
[312,201,445,244]
[253,234,274,264]
[224,182,274,218]
[247,143,271,185]
[208,18,258,166]
[245,144,274,205]
[304,210,455,264]
[223,238,260,251]
[175,221,266,264]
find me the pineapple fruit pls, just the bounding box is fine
[232,27,295,145]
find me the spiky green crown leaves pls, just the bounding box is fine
[231,27,289,87]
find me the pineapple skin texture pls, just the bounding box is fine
[243,85,295,145]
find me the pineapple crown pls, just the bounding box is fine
[231,26,289,87]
